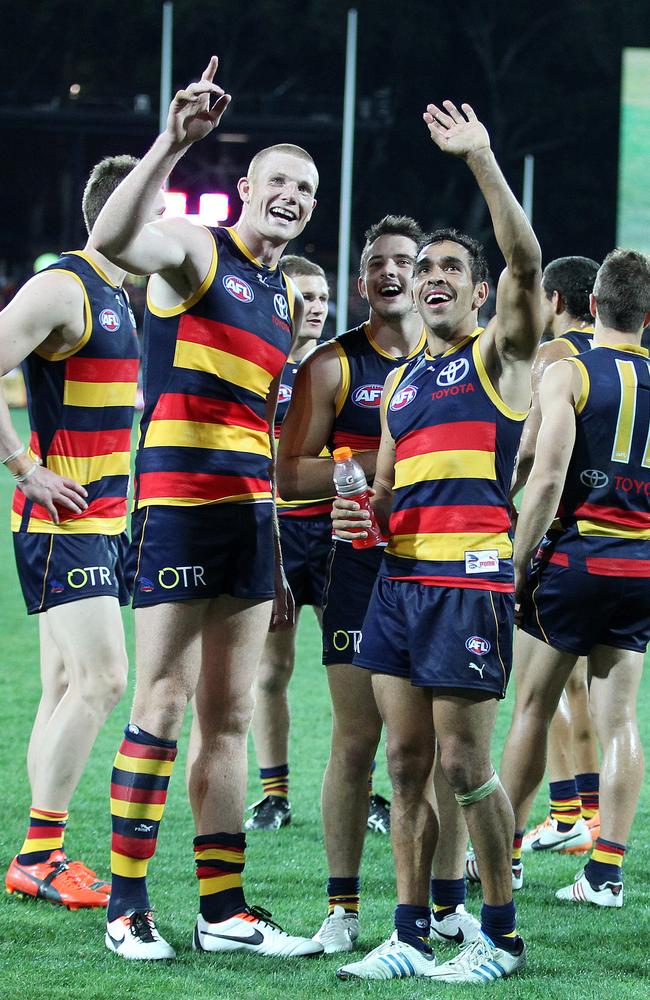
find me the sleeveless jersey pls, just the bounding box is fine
[12,251,139,535]
[134,227,296,509]
[275,358,332,518]
[543,344,650,577]
[383,332,528,591]
[555,327,593,355]
[329,322,426,454]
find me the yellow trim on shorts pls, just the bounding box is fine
[38,535,55,612]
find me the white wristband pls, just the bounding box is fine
[14,463,39,484]
[2,444,25,465]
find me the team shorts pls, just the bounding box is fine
[278,514,332,608]
[354,577,514,698]
[12,531,130,615]
[322,541,385,665]
[520,559,650,655]
[128,502,276,608]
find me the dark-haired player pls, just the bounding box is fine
[92,58,321,959]
[502,248,650,909]
[246,255,331,830]
[333,98,542,983]
[1,155,150,910]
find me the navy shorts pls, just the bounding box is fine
[520,560,650,655]
[13,531,130,615]
[278,514,332,608]
[354,577,514,698]
[128,502,276,608]
[322,541,385,665]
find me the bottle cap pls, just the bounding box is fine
[332,446,353,461]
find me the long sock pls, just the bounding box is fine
[368,760,376,796]
[108,723,177,921]
[576,772,599,820]
[549,779,581,831]
[195,832,246,922]
[260,764,289,799]
[17,807,68,865]
[480,901,523,955]
[512,830,524,870]
[430,877,466,921]
[394,903,432,953]
[585,838,625,885]
[327,876,360,916]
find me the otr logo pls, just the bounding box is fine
[158,565,207,589]
[436,357,469,386]
[332,629,362,653]
[67,565,112,589]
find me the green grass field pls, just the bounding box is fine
[1,407,649,999]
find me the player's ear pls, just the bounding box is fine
[471,280,489,310]
[553,290,564,315]
[237,176,250,204]
[358,275,368,301]
[589,293,597,319]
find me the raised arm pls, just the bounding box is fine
[424,100,542,363]
[0,273,89,520]
[512,360,581,599]
[92,57,231,278]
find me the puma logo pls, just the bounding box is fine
[468,661,485,678]
[134,823,155,833]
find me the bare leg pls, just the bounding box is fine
[432,750,469,879]
[321,665,383,877]
[187,596,273,834]
[567,658,599,775]
[26,615,68,789]
[251,607,305,769]
[372,674,436,906]
[500,631,577,832]
[547,689,575,781]
[587,645,644,846]
[30,597,128,811]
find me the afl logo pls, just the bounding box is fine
[99,308,120,332]
[352,384,383,408]
[278,383,292,404]
[274,294,289,321]
[390,385,418,411]
[436,357,469,386]
[465,635,491,656]
[223,274,254,302]
[580,469,609,489]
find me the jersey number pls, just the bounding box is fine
[612,359,650,467]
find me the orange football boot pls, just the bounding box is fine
[5,854,109,909]
[48,850,111,895]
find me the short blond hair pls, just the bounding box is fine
[247,144,318,191]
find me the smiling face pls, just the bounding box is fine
[414,240,488,335]
[358,234,418,320]
[237,151,318,246]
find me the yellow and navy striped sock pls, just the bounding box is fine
[549,779,581,831]
[107,723,177,921]
[260,764,289,799]
[481,901,523,955]
[194,832,246,922]
[328,876,360,916]
[17,807,68,865]
[431,877,466,921]
[585,838,624,886]
[512,830,524,869]
[576,772,599,820]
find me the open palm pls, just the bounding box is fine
[423,101,490,158]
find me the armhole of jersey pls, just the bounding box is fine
[65,250,119,288]
[567,357,590,414]
[333,341,350,417]
[382,364,408,416]
[34,270,92,361]
[146,229,218,318]
[284,275,297,325]
[473,336,529,422]
[555,336,580,356]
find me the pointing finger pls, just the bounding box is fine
[201,55,219,82]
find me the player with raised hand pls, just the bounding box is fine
[92,58,321,960]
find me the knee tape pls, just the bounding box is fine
[454,768,499,807]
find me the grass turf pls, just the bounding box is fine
[1,407,649,999]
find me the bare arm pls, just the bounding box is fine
[511,339,574,496]
[0,272,89,519]
[92,57,231,278]
[513,360,581,598]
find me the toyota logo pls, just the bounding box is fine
[436,357,469,386]
[580,469,609,489]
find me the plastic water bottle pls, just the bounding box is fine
[332,446,382,549]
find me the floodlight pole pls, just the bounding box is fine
[159,2,174,137]
[336,9,358,336]
[522,153,534,223]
